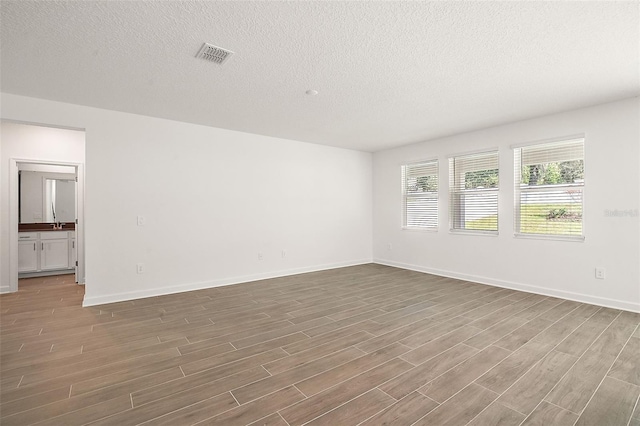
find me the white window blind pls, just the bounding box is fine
[449,151,499,233]
[514,138,584,238]
[402,160,438,229]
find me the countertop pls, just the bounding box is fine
[18,224,75,232]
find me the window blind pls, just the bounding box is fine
[521,138,584,165]
[515,138,584,238]
[402,160,438,229]
[449,151,499,233]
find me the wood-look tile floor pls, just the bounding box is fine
[1,265,639,426]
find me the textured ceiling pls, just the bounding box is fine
[1,1,638,152]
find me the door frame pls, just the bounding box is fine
[8,158,85,292]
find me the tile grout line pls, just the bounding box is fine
[465,305,606,426]
[230,346,371,406]
[136,390,243,426]
[462,387,528,426]
[229,390,241,407]
[536,310,633,426]
[607,375,640,388]
[3,269,637,426]
[292,383,307,398]
[605,372,640,388]
[260,364,273,377]
[233,345,416,423]
[277,411,293,426]
[266,341,366,377]
[375,386,399,401]
[545,399,580,415]
[359,392,440,426]
[296,387,391,426]
[232,330,313,352]
[626,393,640,426]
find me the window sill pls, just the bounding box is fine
[449,229,498,237]
[514,233,585,242]
[402,226,438,232]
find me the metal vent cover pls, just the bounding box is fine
[196,43,233,65]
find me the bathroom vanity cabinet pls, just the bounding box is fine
[18,230,76,277]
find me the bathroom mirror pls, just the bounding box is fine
[44,179,75,222]
[19,170,76,223]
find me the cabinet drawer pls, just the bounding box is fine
[40,231,68,240]
[18,232,38,241]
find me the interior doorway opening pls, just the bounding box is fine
[17,161,80,284]
[2,121,85,296]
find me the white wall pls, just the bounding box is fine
[0,121,85,292]
[373,97,640,312]
[4,94,637,312]
[0,93,373,305]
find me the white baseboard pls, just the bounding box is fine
[374,258,640,313]
[0,285,11,294]
[82,259,373,307]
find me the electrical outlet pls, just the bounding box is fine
[281,250,287,258]
[137,263,145,274]
[595,267,606,279]
[137,215,146,226]
[258,252,263,261]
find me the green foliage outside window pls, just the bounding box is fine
[521,160,583,185]
[464,169,499,189]
[412,175,438,192]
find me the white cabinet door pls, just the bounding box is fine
[18,241,38,272]
[69,238,76,270]
[41,239,69,271]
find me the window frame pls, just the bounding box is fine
[448,149,500,236]
[513,136,585,241]
[401,159,439,231]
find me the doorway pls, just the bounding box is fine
[16,161,80,284]
[9,159,85,292]
[2,121,85,295]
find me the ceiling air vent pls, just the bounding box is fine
[196,43,233,65]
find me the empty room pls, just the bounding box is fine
[1,1,639,425]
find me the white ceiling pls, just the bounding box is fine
[1,1,638,152]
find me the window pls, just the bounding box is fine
[402,160,438,229]
[449,151,499,233]
[514,138,584,238]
